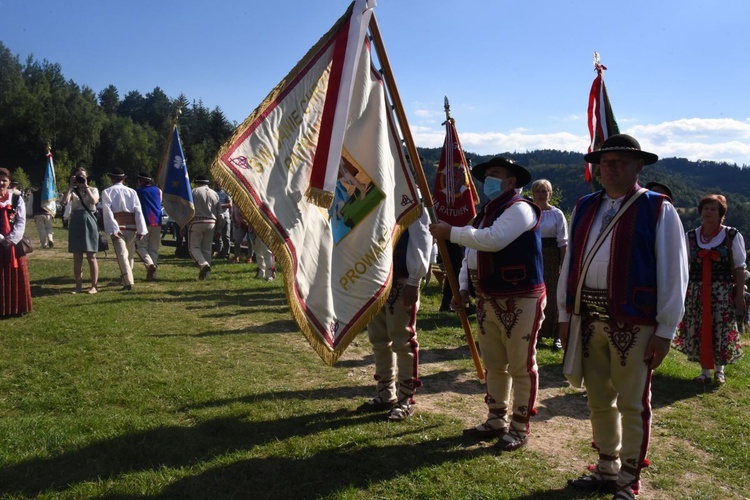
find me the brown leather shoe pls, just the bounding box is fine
[493,427,527,452]
[462,423,506,439]
[356,396,397,413]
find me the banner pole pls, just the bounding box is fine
[368,14,484,383]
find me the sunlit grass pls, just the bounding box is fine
[0,219,748,498]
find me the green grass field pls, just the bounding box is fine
[0,220,748,499]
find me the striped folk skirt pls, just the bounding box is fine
[0,246,32,318]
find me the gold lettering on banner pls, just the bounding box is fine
[243,63,331,175]
[339,236,390,291]
[247,144,274,173]
[283,66,330,172]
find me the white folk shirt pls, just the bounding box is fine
[556,193,689,339]
[454,201,539,292]
[102,183,148,236]
[404,209,433,287]
[0,192,26,244]
[539,206,568,247]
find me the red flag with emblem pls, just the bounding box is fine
[432,100,478,225]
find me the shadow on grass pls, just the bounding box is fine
[68,287,288,313]
[29,284,60,297]
[196,318,299,337]
[0,409,485,499]
[651,371,720,408]
[147,437,485,499]
[415,311,463,331]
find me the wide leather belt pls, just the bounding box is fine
[114,212,136,226]
[580,287,610,321]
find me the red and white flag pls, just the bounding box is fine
[585,54,620,182]
[432,115,478,226]
[211,0,421,365]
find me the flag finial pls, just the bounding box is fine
[443,96,454,125]
[593,52,606,74]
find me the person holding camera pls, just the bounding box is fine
[61,168,100,294]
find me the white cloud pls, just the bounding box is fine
[628,118,750,166]
[413,129,589,155]
[412,117,750,166]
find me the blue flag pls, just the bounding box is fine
[41,150,57,216]
[157,126,194,228]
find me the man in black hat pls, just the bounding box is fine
[645,181,674,204]
[135,172,162,280]
[189,175,224,280]
[101,168,155,290]
[558,134,688,499]
[430,156,545,453]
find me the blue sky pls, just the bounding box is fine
[2,0,750,165]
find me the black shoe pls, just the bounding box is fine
[439,304,453,312]
[198,264,211,280]
[465,304,477,316]
[123,284,133,291]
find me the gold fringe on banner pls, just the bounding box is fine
[304,186,335,209]
[213,2,353,163]
[212,154,423,366]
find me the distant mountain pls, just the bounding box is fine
[417,147,750,243]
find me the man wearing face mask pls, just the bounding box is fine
[430,156,545,452]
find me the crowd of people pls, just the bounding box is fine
[1,169,275,301]
[2,134,747,500]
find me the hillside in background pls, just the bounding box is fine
[417,147,750,239]
[3,40,750,242]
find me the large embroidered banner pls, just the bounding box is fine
[211,0,421,365]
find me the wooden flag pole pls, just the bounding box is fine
[368,14,485,383]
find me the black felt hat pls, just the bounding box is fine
[137,172,153,182]
[584,134,658,165]
[471,156,531,187]
[194,175,210,184]
[107,168,126,179]
[646,181,674,202]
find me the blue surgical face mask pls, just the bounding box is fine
[483,177,505,199]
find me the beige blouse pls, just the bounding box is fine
[69,187,99,213]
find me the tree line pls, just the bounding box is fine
[419,148,750,240]
[0,41,234,192]
[4,40,750,240]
